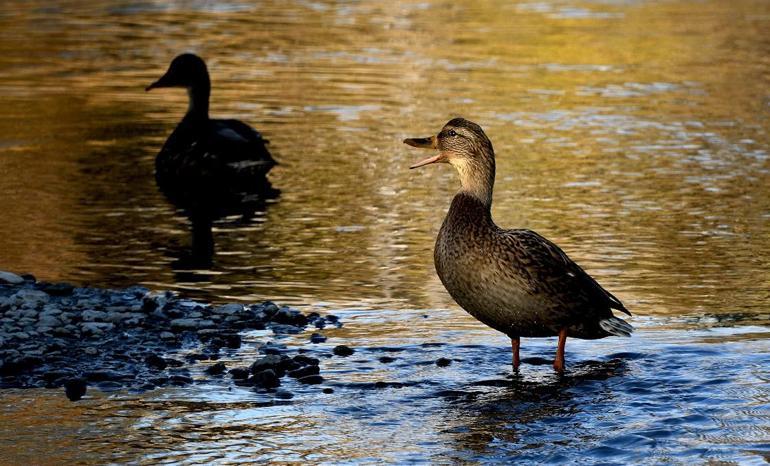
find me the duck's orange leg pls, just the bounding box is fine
[553,329,567,373]
[511,337,520,371]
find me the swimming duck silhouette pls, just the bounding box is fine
[405,118,632,372]
[146,53,278,218]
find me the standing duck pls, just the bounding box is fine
[405,118,632,373]
[146,53,278,217]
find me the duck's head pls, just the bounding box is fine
[404,117,496,205]
[146,53,209,91]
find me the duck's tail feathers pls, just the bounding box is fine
[599,317,634,337]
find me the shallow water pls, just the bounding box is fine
[0,0,769,463]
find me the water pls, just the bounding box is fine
[0,0,768,463]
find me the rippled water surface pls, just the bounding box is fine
[0,0,769,464]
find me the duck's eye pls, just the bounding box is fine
[447,129,457,137]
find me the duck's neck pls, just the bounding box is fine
[184,78,210,121]
[453,158,495,209]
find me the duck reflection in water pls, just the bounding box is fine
[439,358,628,456]
[146,53,278,266]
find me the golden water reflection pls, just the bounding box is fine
[0,0,768,317]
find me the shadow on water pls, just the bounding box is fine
[436,359,628,460]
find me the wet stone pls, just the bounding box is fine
[170,375,193,386]
[229,367,250,380]
[145,354,167,370]
[297,375,324,385]
[436,358,452,367]
[274,390,294,399]
[206,362,227,376]
[0,277,335,395]
[0,271,24,285]
[333,345,355,357]
[253,369,280,388]
[293,355,320,366]
[322,388,334,394]
[288,365,320,379]
[251,355,290,377]
[310,333,327,344]
[379,356,396,364]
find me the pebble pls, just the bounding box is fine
[436,358,452,367]
[0,271,24,285]
[229,367,250,379]
[333,345,355,357]
[145,354,167,370]
[0,275,337,399]
[288,365,320,379]
[253,369,281,388]
[274,390,294,399]
[205,362,227,375]
[310,333,327,344]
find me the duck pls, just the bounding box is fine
[404,118,633,373]
[146,53,278,218]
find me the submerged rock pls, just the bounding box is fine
[435,358,452,367]
[333,345,355,357]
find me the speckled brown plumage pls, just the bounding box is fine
[405,117,633,372]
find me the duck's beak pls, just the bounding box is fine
[145,73,174,91]
[403,136,445,169]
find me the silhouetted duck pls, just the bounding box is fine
[146,53,278,216]
[405,118,632,373]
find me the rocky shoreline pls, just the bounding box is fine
[0,271,348,401]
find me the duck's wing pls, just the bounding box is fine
[210,119,277,168]
[501,229,630,317]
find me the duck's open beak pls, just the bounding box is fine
[403,136,445,169]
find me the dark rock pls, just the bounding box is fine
[251,355,290,377]
[374,381,404,389]
[222,333,241,349]
[145,354,167,370]
[165,358,184,367]
[229,367,250,380]
[322,388,334,394]
[150,377,169,386]
[436,358,452,367]
[206,362,226,376]
[297,375,324,385]
[379,356,396,364]
[186,353,210,363]
[274,390,294,399]
[36,282,74,296]
[288,365,320,379]
[333,345,354,357]
[170,375,193,385]
[293,355,320,367]
[326,314,339,323]
[253,369,280,388]
[64,378,87,401]
[310,333,327,344]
